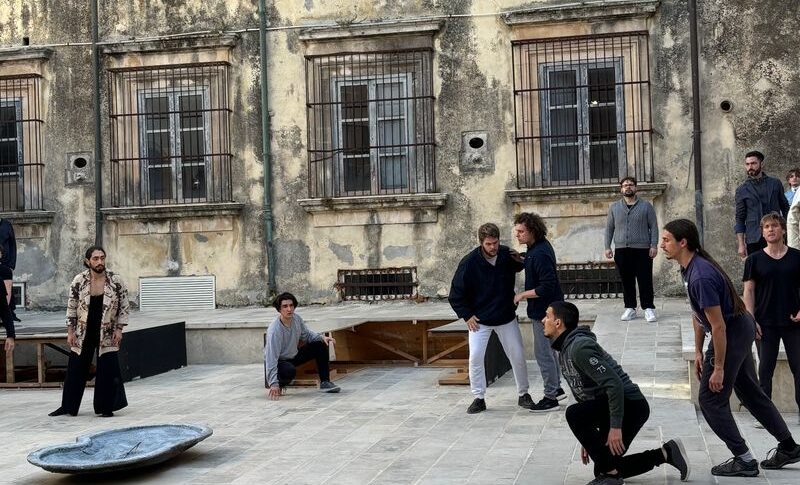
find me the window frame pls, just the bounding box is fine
[0,98,23,178]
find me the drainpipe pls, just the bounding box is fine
[259,0,277,296]
[688,0,704,243]
[91,0,103,245]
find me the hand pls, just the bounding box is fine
[322,335,336,346]
[513,292,526,304]
[737,244,747,259]
[509,248,523,263]
[709,367,724,392]
[606,427,625,456]
[604,249,613,259]
[694,351,703,381]
[67,328,77,347]
[581,446,590,465]
[649,247,657,258]
[465,315,480,332]
[3,337,13,353]
[112,328,123,346]
[755,323,763,340]
[791,310,800,323]
[268,385,281,401]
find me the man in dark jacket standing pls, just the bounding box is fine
[735,151,789,257]
[543,301,689,485]
[0,218,16,321]
[449,223,533,414]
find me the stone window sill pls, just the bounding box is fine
[506,182,668,203]
[101,202,244,221]
[0,211,56,225]
[297,193,447,213]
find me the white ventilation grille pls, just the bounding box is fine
[139,275,216,311]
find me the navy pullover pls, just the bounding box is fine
[524,238,564,321]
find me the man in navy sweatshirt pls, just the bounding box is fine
[449,223,533,414]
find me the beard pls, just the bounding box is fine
[91,265,105,274]
[747,168,761,177]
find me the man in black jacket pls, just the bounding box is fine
[544,301,689,485]
[449,223,533,414]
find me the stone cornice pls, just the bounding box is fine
[502,0,660,26]
[506,182,668,203]
[0,47,53,64]
[298,193,447,213]
[0,210,56,224]
[101,202,244,221]
[299,20,443,42]
[101,34,239,55]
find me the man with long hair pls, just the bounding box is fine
[661,219,800,477]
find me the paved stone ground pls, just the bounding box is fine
[3,299,800,484]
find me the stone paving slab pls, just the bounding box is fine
[2,299,800,484]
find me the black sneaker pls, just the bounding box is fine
[467,398,486,414]
[319,381,340,393]
[663,438,690,480]
[711,457,758,477]
[586,472,624,484]
[529,396,559,413]
[555,387,568,401]
[761,445,800,469]
[518,393,534,408]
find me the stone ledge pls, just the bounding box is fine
[297,193,447,213]
[299,20,443,42]
[101,202,244,221]
[502,0,659,25]
[101,34,239,55]
[0,47,53,63]
[0,211,56,225]
[506,182,668,204]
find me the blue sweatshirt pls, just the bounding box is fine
[524,238,564,321]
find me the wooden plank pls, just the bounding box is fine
[350,331,420,364]
[36,343,44,384]
[438,370,470,385]
[426,339,468,364]
[5,347,13,384]
[421,320,428,363]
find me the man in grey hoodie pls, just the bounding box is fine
[543,301,688,485]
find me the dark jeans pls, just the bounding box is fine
[757,324,800,412]
[699,313,790,455]
[746,238,767,255]
[565,397,665,478]
[277,340,331,387]
[614,247,654,309]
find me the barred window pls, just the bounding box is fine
[108,63,232,207]
[305,50,436,198]
[512,32,653,187]
[0,74,44,211]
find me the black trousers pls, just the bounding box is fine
[565,397,665,478]
[699,313,790,455]
[277,340,331,387]
[61,331,128,415]
[757,324,800,412]
[613,248,654,309]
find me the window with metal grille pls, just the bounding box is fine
[305,50,436,197]
[557,262,623,299]
[107,62,233,207]
[0,74,44,211]
[512,32,653,188]
[336,267,418,301]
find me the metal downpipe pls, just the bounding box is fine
[689,0,704,243]
[259,0,277,296]
[91,0,103,245]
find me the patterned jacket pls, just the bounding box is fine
[65,270,129,356]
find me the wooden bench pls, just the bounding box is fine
[0,333,71,388]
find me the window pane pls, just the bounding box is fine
[376,82,404,118]
[341,85,368,120]
[548,70,577,106]
[550,146,579,182]
[550,107,578,143]
[146,132,171,163]
[379,155,408,189]
[377,119,405,153]
[148,166,173,200]
[0,107,17,139]
[0,140,18,172]
[179,95,203,129]
[181,129,204,158]
[342,121,370,155]
[343,156,370,192]
[144,97,169,131]
[589,106,618,142]
[182,164,207,199]
[590,144,619,179]
[588,68,616,104]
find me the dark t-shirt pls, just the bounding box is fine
[681,255,735,333]
[742,248,800,326]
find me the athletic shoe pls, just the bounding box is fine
[467,398,486,414]
[529,396,559,413]
[663,438,690,480]
[586,472,624,484]
[644,308,657,323]
[620,308,636,321]
[555,387,568,401]
[711,457,758,477]
[518,393,534,408]
[319,381,341,393]
[761,444,800,469]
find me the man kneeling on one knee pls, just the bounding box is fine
[264,292,340,399]
[543,301,689,484]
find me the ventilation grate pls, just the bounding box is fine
[139,275,216,311]
[336,267,418,301]
[557,262,623,299]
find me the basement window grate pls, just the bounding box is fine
[557,261,623,299]
[337,267,418,301]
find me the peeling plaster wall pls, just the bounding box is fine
[0,0,798,306]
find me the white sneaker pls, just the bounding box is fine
[620,308,636,321]
[644,308,657,323]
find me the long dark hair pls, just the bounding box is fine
[83,245,106,268]
[663,219,746,316]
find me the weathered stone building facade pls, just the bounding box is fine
[0,0,797,309]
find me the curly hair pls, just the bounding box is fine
[513,212,548,241]
[272,292,298,311]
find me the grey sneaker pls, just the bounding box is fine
[467,398,486,414]
[586,473,624,485]
[518,393,534,408]
[663,438,690,480]
[711,457,758,477]
[319,381,341,393]
[761,445,800,469]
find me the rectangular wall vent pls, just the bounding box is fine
[337,267,417,301]
[139,275,216,311]
[557,262,622,299]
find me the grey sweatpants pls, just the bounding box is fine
[532,318,561,399]
[699,313,791,456]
